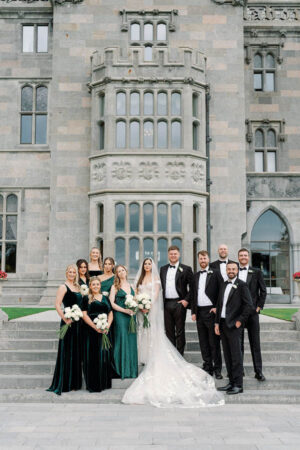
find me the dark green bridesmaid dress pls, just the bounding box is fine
[89,270,103,277]
[47,285,82,395]
[112,287,138,379]
[100,275,115,294]
[82,295,112,392]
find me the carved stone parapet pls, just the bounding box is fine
[212,0,246,6]
[247,174,300,199]
[244,5,300,22]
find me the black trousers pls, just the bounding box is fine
[164,299,187,356]
[196,306,222,374]
[241,312,262,374]
[220,319,243,388]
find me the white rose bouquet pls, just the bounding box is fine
[93,313,111,350]
[136,293,152,328]
[80,284,89,296]
[59,304,83,340]
[124,294,138,334]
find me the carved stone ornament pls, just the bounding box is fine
[138,162,159,181]
[165,162,186,181]
[247,176,300,199]
[92,162,106,184]
[0,0,84,3]
[112,161,132,181]
[212,0,246,6]
[245,6,300,22]
[191,162,205,183]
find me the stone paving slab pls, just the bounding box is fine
[0,404,300,449]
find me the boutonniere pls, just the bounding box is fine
[232,284,237,289]
[248,270,254,274]
[178,266,183,273]
[208,270,213,274]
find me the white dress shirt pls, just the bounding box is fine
[197,267,213,307]
[165,261,180,299]
[221,277,237,318]
[238,265,249,282]
[219,260,228,281]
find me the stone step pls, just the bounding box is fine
[0,339,58,350]
[0,350,57,362]
[224,390,300,405]
[185,321,295,331]
[0,330,58,339]
[0,361,55,375]
[186,330,300,341]
[185,350,300,364]
[186,340,300,351]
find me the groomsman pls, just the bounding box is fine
[215,262,253,395]
[191,251,223,379]
[160,245,193,356]
[238,248,267,381]
[210,244,235,281]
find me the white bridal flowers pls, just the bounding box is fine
[59,304,83,339]
[93,313,111,350]
[80,284,89,296]
[124,294,138,333]
[136,293,152,328]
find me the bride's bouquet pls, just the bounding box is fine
[80,284,89,296]
[136,293,152,328]
[124,294,138,334]
[59,304,83,339]
[93,313,111,350]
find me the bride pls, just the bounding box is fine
[122,258,224,408]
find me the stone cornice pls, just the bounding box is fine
[212,0,246,6]
[0,0,83,3]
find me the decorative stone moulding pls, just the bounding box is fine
[244,4,300,21]
[244,40,285,65]
[120,9,178,32]
[0,0,83,3]
[245,119,286,144]
[247,174,300,199]
[212,0,246,6]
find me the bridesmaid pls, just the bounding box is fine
[110,265,138,379]
[82,277,113,392]
[48,265,82,395]
[99,257,115,295]
[76,259,89,286]
[88,247,103,277]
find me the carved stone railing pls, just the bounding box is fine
[247,173,300,200]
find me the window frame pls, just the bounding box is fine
[22,23,49,54]
[0,192,19,274]
[253,51,276,92]
[20,83,48,145]
[254,127,278,172]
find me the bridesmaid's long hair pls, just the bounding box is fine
[136,258,152,290]
[89,247,103,271]
[65,264,79,287]
[103,256,115,274]
[76,258,90,282]
[114,265,128,291]
[88,276,102,304]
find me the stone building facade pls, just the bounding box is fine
[0,0,299,304]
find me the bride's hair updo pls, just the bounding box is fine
[114,265,128,291]
[136,258,152,290]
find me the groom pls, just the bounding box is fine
[160,245,193,355]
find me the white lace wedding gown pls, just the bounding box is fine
[122,261,224,408]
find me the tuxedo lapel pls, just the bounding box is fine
[205,271,212,290]
[161,265,168,291]
[227,280,239,305]
[246,267,253,286]
[175,266,181,290]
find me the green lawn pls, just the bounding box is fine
[261,308,299,322]
[1,307,55,321]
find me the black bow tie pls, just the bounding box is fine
[239,267,247,271]
[169,265,176,269]
[219,261,227,264]
[226,281,233,285]
[200,270,207,274]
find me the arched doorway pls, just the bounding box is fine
[251,210,290,301]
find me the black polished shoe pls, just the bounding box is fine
[217,383,232,392]
[215,372,223,380]
[226,386,243,395]
[255,372,266,381]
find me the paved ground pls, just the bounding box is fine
[0,403,300,449]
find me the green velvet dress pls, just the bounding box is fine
[100,275,115,295]
[112,287,138,379]
[47,285,83,395]
[82,295,112,392]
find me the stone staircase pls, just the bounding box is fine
[0,320,299,404]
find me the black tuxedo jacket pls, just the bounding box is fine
[160,263,194,306]
[210,259,236,272]
[215,278,253,329]
[191,269,223,315]
[243,266,267,312]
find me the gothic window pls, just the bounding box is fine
[171,203,181,232]
[143,121,154,148]
[254,128,277,172]
[130,120,140,148]
[157,91,167,115]
[20,85,48,144]
[129,237,139,273]
[129,19,168,46]
[117,92,126,115]
[22,25,48,53]
[157,120,168,148]
[116,120,126,148]
[157,203,167,232]
[193,122,199,150]
[143,238,154,259]
[193,204,199,233]
[253,52,275,92]
[115,203,125,232]
[130,92,140,115]
[171,120,181,149]
[115,238,125,265]
[129,203,139,232]
[144,23,153,41]
[157,23,167,41]
[130,22,140,41]
[143,203,154,232]
[0,193,18,273]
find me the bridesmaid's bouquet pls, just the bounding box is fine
[59,304,83,340]
[93,313,112,350]
[80,284,89,296]
[124,294,138,334]
[136,293,152,328]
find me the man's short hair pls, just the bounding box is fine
[168,245,180,253]
[226,261,239,269]
[197,250,209,257]
[238,248,250,255]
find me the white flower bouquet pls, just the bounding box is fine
[136,293,152,328]
[93,313,111,350]
[80,284,89,296]
[124,294,138,334]
[59,304,83,340]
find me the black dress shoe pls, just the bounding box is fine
[215,372,223,380]
[226,386,243,395]
[217,383,232,392]
[255,372,266,381]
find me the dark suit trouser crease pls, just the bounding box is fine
[164,299,186,355]
[196,306,222,373]
[220,320,243,388]
[241,312,262,374]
